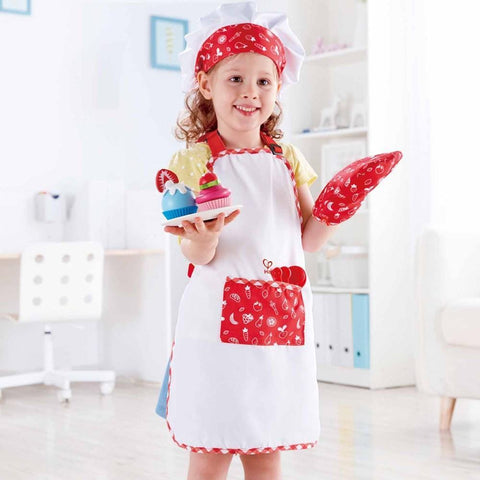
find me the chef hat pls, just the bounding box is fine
[179,1,305,93]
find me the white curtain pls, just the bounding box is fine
[423,1,480,228]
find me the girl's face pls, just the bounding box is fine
[197,52,281,145]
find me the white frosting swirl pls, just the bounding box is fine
[164,180,188,195]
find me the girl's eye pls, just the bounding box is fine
[258,79,270,86]
[229,76,242,83]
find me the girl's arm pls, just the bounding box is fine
[164,210,240,265]
[298,184,338,253]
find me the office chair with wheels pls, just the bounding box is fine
[0,242,115,402]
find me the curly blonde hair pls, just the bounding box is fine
[175,89,284,147]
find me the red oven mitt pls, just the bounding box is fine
[313,151,402,225]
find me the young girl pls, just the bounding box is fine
[156,3,401,479]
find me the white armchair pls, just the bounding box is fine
[416,226,480,429]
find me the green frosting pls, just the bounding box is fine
[200,179,219,190]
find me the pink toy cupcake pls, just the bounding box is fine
[196,171,231,211]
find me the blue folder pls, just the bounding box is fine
[352,294,370,369]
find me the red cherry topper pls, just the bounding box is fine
[199,171,218,186]
[263,259,307,288]
[156,168,179,193]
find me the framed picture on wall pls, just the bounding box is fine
[150,16,188,71]
[0,0,31,15]
[321,140,368,210]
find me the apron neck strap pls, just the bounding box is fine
[199,130,283,158]
[260,131,283,156]
[198,130,227,158]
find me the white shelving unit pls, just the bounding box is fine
[304,46,367,67]
[312,286,369,295]
[286,0,414,389]
[292,127,368,141]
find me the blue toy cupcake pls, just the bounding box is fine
[156,168,198,220]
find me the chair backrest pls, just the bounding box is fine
[18,242,104,323]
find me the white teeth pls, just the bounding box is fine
[235,105,257,112]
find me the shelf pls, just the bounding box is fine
[104,248,164,256]
[316,364,370,388]
[312,286,369,295]
[304,47,367,67]
[0,248,164,260]
[292,127,368,141]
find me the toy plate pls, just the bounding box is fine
[161,205,243,227]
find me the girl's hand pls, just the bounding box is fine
[164,209,240,265]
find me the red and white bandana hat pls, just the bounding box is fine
[195,23,286,78]
[179,2,304,93]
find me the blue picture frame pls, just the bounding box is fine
[150,16,188,71]
[0,0,31,15]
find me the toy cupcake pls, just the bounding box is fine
[195,171,231,211]
[156,169,198,220]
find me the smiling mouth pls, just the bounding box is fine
[234,105,259,115]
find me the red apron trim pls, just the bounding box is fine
[223,276,299,290]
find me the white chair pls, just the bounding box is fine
[416,227,480,429]
[0,242,115,402]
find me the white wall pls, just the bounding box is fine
[423,1,480,229]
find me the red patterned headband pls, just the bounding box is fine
[195,23,286,77]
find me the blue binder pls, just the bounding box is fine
[352,294,370,369]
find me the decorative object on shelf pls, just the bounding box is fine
[315,95,341,131]
[150,16,188,71]
[320,141,367,188]
[0,0,31,15]
[311,38,349,55]
[349,102,367,128]
[353,0,367,48]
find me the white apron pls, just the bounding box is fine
[166,131,320,455]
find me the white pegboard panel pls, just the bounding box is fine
[18,242,104,323]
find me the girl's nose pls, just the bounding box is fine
[242,92,258,100]
[241,82,258,99]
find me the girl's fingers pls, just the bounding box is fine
[181,220,197,234]
[164,225,185,236]
[212,213,225,232]
[223,209,241,226]
[194,216,206,233]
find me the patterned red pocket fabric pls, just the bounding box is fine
[220,277,305,346]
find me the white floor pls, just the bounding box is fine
[0,380,479,479]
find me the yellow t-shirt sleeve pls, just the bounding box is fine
[280,142,318,187]
[167,143,211,192]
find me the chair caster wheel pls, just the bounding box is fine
[57,389,71,403]
[100,382,115,395]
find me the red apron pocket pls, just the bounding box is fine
[220,277,305,346]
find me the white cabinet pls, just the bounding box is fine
[285,0,414,388]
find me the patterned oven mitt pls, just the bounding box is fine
[313,151,402,225]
